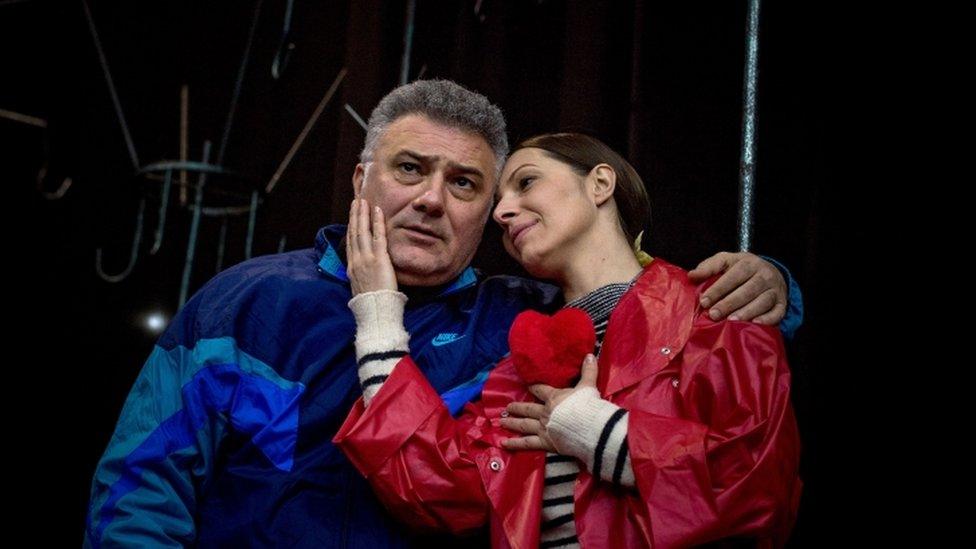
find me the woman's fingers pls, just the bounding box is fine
[371,205,387,252]
[357,198,373,255]
[506,401,546,420]
[501,435,551,452]
[500,416,543,435]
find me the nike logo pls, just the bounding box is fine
[432,332,465,347]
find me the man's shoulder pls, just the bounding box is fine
[197,247,332,305]
[158,247,348,348]
[476,274,561,312]
[216,247,322,281]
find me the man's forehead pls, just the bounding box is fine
[381,115,493,160]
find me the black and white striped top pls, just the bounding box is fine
[539,279,635,548]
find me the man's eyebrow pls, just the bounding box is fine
[398,149,486,180]
[446,161,485,180]
[397,149,429,162]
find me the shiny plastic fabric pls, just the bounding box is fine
[335,259,801,548]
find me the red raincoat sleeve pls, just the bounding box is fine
[627,320,801,548]
[333,356,492,536]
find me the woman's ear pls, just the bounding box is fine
[589,164,616,206]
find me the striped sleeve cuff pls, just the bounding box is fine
[348,290,409,405]
[548,387,635,487]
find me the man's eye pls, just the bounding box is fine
[455,177,474,189]
[519,177,535,190]
[399,162,420,173]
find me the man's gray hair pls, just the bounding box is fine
[360,79,509,175]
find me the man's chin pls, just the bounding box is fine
[390,255,457,287]
[394,267,456,287]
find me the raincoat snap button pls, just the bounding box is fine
[489,459,502,471]
[660,346,672,355]
[500,410,510,418]
[671,377,680,388]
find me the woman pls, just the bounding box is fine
[334,133,801,548]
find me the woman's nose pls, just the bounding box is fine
[492,196,518,225]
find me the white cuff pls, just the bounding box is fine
[348,290,408,342]
[548,387,634,486]
[348,290,409,405]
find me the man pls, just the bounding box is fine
[85,80,799,547]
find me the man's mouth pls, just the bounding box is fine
[401,224,443,242]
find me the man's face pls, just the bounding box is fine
[353,114,497,287]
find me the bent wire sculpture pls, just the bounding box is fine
[80,0,347,307]
[60,0,763,308]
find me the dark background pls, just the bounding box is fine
[4,0,873,545]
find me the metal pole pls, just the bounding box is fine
[81,0,140,170]
[179,140,212,307]
[265,68,347,194]
[399,0,417,85]
[736,0,761,252]
[218,0,264,165]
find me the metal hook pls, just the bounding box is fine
[245,189,259,259]
[215,216,229,273]
[271,0,296,80]
[40,176,74,200]
[0,108,72,200]
[149,168,173,255]
[95,196,146,283]
[36,161,74,200]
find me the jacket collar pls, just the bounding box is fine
[314,224,478,298]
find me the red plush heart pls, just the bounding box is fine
[508,308,596,388]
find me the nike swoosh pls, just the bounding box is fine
[432,333,465,347]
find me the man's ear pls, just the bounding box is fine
[589,164,616,206]
[352,163,366,197]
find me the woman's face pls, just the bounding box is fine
[493,147,598,277]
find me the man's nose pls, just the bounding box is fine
[412,175,445,217]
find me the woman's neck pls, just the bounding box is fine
[556,229,642,303]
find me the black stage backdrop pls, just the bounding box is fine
[5,1,875,545]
